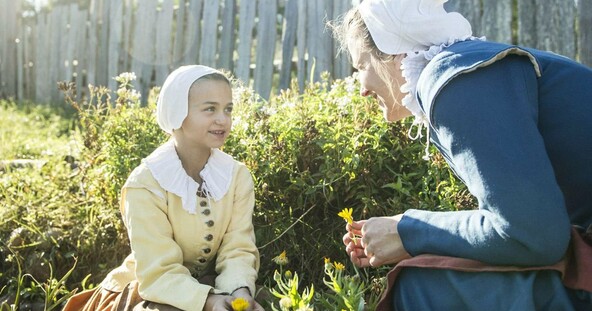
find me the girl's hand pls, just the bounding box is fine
[231,288,264,311]
[204,294,234,311]
[343,220,370,267]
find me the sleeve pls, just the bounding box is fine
[214,164,260,296]
[122,185,212,311]
[398,55,572,266]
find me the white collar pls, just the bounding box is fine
[143,140,235,214]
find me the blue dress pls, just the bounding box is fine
[393,41,592,310]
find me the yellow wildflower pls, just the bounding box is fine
[338,208,354,224]
[231,297,250,311]
[324,257,331,264]
[334,261,345,271]
[273,250,289,266]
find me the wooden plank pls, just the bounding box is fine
[578,0,592,66]
[35,12,50,102]
[253,0,277,100]
[87,0,100,87]
[108,0,123,91]
[278,0,298,90]
[183,0,204,64]
[48,6,64,103]
[199,0,220,67]
[296,0,307,91]
[96,0,111,87]
[121,0,134,71]
[332,0,351,79]
[218,0,236,71]
[65,4,80,84]
[131,0,158,96]
[1,0,19,98]
[155,0,174,85]
[307,0,332,82]
[172,0,187,67]
[444,0,482,38]
[74,8,89,101]
[235,0,256,84]
[517,0,537,47]
[480,0,512,44]
[17,29,23,101]
[535,0,576,59]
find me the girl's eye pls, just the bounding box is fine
[204,106,215,112]
[225,107,233,113]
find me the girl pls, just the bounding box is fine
[64,65,263,311]
[331,0,592,310]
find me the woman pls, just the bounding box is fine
[331,0,592,310]
[64,65,263,311]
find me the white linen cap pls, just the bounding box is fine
[358,0,473,55]
[156,65,222,134]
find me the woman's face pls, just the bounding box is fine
[347,38,411,122]
[173,79,233,151]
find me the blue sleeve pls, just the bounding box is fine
[398,55,571,266]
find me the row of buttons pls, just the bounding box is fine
[198,199,213,265]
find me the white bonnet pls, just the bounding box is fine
[156,65,222,134]
[358,0,473,55]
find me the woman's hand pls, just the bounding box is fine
[343,215,411,267]
[231,288,264,311]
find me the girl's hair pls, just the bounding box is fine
[193,72,231,86]
[329,8,404,101]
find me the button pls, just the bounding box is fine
[205,234,213,241]
[198,258,206,263]
[203,248,211,254]
[206,220,214,227]
[200,201,207,207]
[202,209,211,216]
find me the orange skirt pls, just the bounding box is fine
[62,281,181,311]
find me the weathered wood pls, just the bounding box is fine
[535,0,576,59]
[481,0,512,44]
[309,0,333,82]
[74,9,89,101]
[183,0,204,65]
[200,0,220,67]
[332,0,352,79]
[0,0,19,98]
[253,0,277,100]
[131,0,158,96]
[235,0,256,84]
[87,0,100,87]
[35,12,50,102]
[155,0,174,86]
[48,6,64,103]
[172,0,187,67]
[279,0,298,91]
[578,0,592,66]
[517,0,537,47]
[108,0,123,91]
[218,0,236,71]
[122,0,134,70]
[296,0,307,91]
[96,0,111,87]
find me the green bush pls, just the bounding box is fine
[1,73,475,309]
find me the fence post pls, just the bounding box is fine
[236,0,256,85]
[279,0,298,91]
[579,0,592,66]
[253,0,277,100]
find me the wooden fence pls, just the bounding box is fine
[0,0,591,104]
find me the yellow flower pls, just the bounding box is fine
[324,257,331,264]
[338,208,354,224]
[334,261,345,271]
[231,297,250,311]
[273,250,289,266]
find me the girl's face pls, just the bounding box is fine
[347,38,411,122]
[174,79,233,151]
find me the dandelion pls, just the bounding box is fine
[338,208,354,224]
[334,261,345,271]
[273,250,289,266]
[231,297,250,311]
